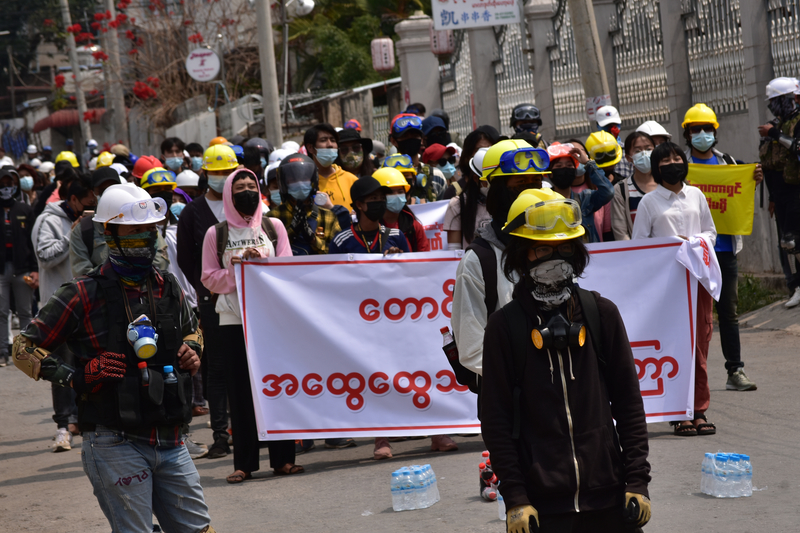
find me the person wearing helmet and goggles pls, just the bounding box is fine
[14,182,218,533]
[510,104,548,149]
[481,188,651,533]
[388,114,447,202]
[373,167,430,252]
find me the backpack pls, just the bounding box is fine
[214,216,278,268]
[500,286,605,439]
[80,216,95,256]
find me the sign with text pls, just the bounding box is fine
[237,238,696,440]
[432,0,521,30]
[185,48,220,82]
[686,163,757,235]
[408,200,450,251]
[586,95,612,121]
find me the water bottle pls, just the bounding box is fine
[138,361,150,387]
[728,454,742,497]
[714,454,729,497]
[428,465,440,503]
[398,468,413,511]
[740,454,753,497]
[163,365,178,384]
[412,468,426,509]
[391,472,403,511]
[497,494,506,521]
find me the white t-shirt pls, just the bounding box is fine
[206,197,226,222]
[631,183,717,245]
[443,194,491,248]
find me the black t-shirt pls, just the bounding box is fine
[3,209,12,261]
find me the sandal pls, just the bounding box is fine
[274,464,305,476]
[694,414,716,436]
[670,420,697,436]
[226,470,252,484]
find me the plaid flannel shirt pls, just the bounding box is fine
[268,202,341,254]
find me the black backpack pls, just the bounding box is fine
[80,216,95,256]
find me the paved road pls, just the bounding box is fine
[1,325,797,532]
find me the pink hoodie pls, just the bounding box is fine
[201,168,291,298]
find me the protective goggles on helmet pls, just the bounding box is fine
[383,154,415,172]
[497,147,550,174]
[392,116,423,135]
[503,198,582,233]
[106,197,168,225]
[588,140,621,166]
[512,105,540,122]
[141,169,176,189]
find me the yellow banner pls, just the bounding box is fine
[685,163,757,235]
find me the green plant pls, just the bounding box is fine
[737,274,783,315]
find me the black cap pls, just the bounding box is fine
[337,128,373,155]
[349,176,388,207]
[91,167,120,189]
[0,166,19,181]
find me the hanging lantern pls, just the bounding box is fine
[371,37,395,73]
[430,28,455,56]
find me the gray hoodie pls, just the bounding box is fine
[32,201,74,302]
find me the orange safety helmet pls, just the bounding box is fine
[546,142,579,169]
[208,136,228,147]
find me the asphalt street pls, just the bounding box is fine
[1,321,798,532]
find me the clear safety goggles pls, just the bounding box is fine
[588,140,620,166]
[392,116,423,135]
[504,198,582,233]
[107,197,168,225]
[498,147,550,174]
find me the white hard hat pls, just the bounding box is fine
[281,141,300,152]
[26,144,38,154]
[94,183,167,225]
[38,161,55,175]
[176,169,200,188]
[766,77,799,99]
[87,139,98,148]
[109,163,129,182]
[29,158,42,168]
[269,148,293,164]
[636,120,672,139]
[595,105,621,127]
[469,147,490,177]
[447,142,462,157]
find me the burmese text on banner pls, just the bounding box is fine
[236,238,697,440]
[408,200,450,251]
[686,163,757,235]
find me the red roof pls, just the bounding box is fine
[32,108,127,133]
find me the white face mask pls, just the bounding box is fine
[530,260,574,309]
[632,150,652,174]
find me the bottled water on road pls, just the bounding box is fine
[391,464,439,511]
[701,451,753,498]
[497,494,506,521]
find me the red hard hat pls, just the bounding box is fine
[546,142,579,169]
[132,155,162,179]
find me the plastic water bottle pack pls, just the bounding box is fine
[701,452,752,498]
[390,464,440,511]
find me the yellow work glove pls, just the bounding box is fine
[506,504,539,533]
[623,492,651,527]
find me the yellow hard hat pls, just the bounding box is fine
[202,145,238,172]
[682,103,719,129]
[140,167,177,190]
[502,188,585,241]
[208,136,228,147]
[55,151,79,168]
[481,139,549,182]
[585,131,622,168]
[372,167,410,192]
[96,151,115,169]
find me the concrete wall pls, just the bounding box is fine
[395,13,442,114]
[165,112,217,146]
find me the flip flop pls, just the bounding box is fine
[226,470,252,484]
[670,421,697,436]
[274,464,305,476]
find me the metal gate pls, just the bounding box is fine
[494,22,536,137]
[440,31,475,145]
[610,0,670,127]
[548,1,591,138]
[767,0,800,79]
[682,0,748,114]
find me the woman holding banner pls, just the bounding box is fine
[632,142,718,436]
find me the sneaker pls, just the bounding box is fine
[726,369,757,391]
[207,437,230,459]
[324,438,356,449]
[430,434,458,452]
[786,287,800,309]
[184,435,208,459]
[53,428,72,452]
[373,437,392,460]
[295,439,315,454]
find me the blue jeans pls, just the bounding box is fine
[81,427,211,533]
[714,251,743,375]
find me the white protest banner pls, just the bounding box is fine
[432,0,522,31]
[237,238,696,440]
[408,200,449,251]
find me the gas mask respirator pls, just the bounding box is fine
[127,314,159,359]
[532,312,586,351]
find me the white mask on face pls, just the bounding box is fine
[632,150,652,174]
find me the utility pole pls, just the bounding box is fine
[104,0,128,146]
[255,0,283,144]
[58,0,92,145]
[281,0,289,127]
[566,0,610,104]
[7,46,15,119]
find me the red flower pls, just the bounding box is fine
[101,28,108,33]
[90,22,101,30]
[133,81,157,100]
[105,10,112,19]
[146,76,160,88]
[188,32,203,44]
[68,95,76,101]
[135,37,144,47]
[67,24,81,34]
[183,19,192,26]
[130,17,136,24]
[83,110,98,122]
[116,13,127,23]
[126,30,135,39]
[54,74,65,88]
[93,13,104,21]
[109,20,120,29]
[128,48,138,55]
[91,50,109,62]
[43,19,54,27]
[75,32,94,43]
[89,89,99,96]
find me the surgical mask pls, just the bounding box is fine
[0,186,16,200]
[438,162,456,180]
[190,157,203,172]
[165,157,183,171]
[260,157,267,169]
[270,190,282,206]
[233,190,260,216]
[20,177,34,192]
[288,181,312,201]
[632,150,652,174]
[105,230,158,287]
[530,260,574,309]
[342,152,363,170]
[386,193,407,213]
[314,148,338,167]
[170,203,185,219]
[659,163,687,185]
[208,175,227,193]
[363,200,387,222]
[691,131,715,153]
[550,167,576,190]
[398,138,422,156]
[575,163,586,177]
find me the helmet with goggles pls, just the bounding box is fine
[510,103,542,127]
[546,142,579,169]
[372,167,410,192]
[502,188,585,241]
[276,153,319,196]
[94,183,167,225]
[481,139,549,182]
[391,114,423,138]
[585,131,622,168]
[140,167,177,190]
[382,153,416,175]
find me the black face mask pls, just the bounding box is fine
[152,191,173,208]
[233,190,260,216]
[659,163,687,185]
[397,138,422,157]
[363,200,387,222]
[550,167,576,190]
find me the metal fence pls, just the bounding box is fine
[372,104,389,148]
[610,0,670,127]
[767,0,800,78]
[440,31,476,145]
[681,0,748,114]
[494,22,537,137]
[548,1,591,138]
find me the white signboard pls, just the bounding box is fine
[185,48,220,82]
[408,200,450,251]
[432,0,522,30]
[236,238,697,441]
